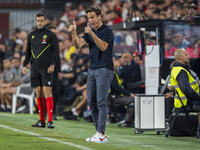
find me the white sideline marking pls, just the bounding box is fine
[0,124,93,150]
[1,114,35,122]
[141,145,155,148]
[120,140,132,142]
[110,135,161,139]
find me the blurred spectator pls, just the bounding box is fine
[68,7,79,21]
[176,3,186,19]
[122,1,133,22]
[0,42,6,53]
[111,10,123,24]
[108,53,135,127]
[145,1,157,19]
[119,51,141,94]
[157,0,166,11]
[134,54,145,81]
[103,10,113,25]
[0,57,22,112]
[136,0,146,11]
[18,30,28,41]
[152,9,160,19]
[21,39,27,56]
[171,2,180,18]
[58,40,65,59]
[113,30,123,46]
[63,89,88,120]
[61,58,71,72]
[165,38,177,58]
[174,30,190,49]
[185,34,200,58]
[62,54,89,100]
[58,17,69,31]
[77,3,86,17]
[63,39,76,61]
[45,16,53,27]
[14,39,23,52]
[59,30,70,41]
[13,52,21,59]
[63,2,73,17]
[159,13,167,19]
[194,39,200,58]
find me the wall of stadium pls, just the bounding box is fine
[0,9,40,38]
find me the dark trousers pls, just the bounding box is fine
[52,74,60,115]
[112,95,134,123]
[87,68,114,133]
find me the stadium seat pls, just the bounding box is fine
[12,83,35,115]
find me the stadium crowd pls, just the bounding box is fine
[0,0,200,127]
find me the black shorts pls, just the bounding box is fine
[31,67,53,88]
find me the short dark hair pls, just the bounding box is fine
[123,50,133,55]
[165,38,174,44]
[174,30,185,36]
[86,6,101,16]
[12,57,20,61]
[134,55,142,60]
[4,56,12,62]
[46,25,56,30]
[36,12,46,20]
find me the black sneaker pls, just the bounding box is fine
[47,121,55,129]
[52,114,59,121]
[31,120,45,128]
[6,108,11,112]
[0,107,6,112]
[63,111,73,116]
[63,114,77,121]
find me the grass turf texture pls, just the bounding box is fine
[0,112,200,150]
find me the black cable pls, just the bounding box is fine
[145,44,154,56]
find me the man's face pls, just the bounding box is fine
[134,56,141,66]
[113,57,120,68]
[36,16,46,29]
[0,44,5,52]
[165,42,171,51]
[148,4,156,11]
[172,5,178,14]
[12,59,20,69]
[180,50,190,64]
[87,12,101,30]
[3,59,11,69]
[174,33,184,46]
[51,28,59,37]
[122,53,133,65]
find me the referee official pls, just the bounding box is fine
[22,13,59,128]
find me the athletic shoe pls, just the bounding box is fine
[31,120,45,128]
[63,114,77,120]
[86,132,107,143]
[52,114,59,121]
[16,105,26,113]
[47,121,55,129]
[6,108,11,112]
[0,107,6,112]
[63,111,73,116]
